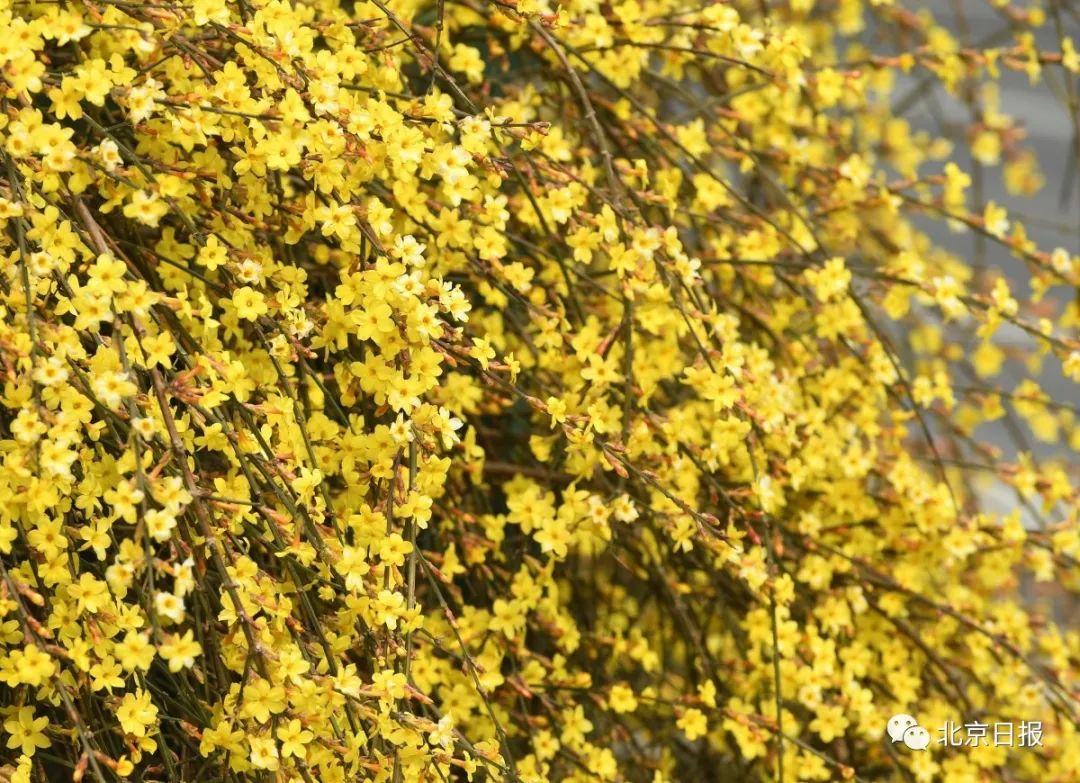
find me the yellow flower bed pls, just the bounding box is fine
[0,0,1077,781]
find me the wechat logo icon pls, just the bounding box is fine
[887,714,930,751]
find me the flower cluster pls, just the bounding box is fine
[0,0,1077,781]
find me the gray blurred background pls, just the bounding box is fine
[879,0,1078,621]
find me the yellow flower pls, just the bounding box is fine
[608,684,638,714]
[1063,36,1080,73]
[984,200,1010,238]
[154,591,185,623]
[197,235,228,270]
[122,189,168,227]
[806,257,851,302]
[68,573,109,615]
[248,735,280,771]
[240,679,287,723]
[3,707,51,757]
[372,669,407,702]
[352,300,394,342]
[449,44,485,84]
[232,286,268,321]
[159,630,201,672]
[90,370,137,410]
[489,598,523,639]
[677,708,708,740]
[1064,351,1080,382]
[545,396,567,427]
[116,689,158,738]
[115,631,155,672]
[277,718,313,759]
[809,704,849,743]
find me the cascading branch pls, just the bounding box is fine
[0,0,1078,781]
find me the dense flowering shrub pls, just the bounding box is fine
[0,0,1078,780]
